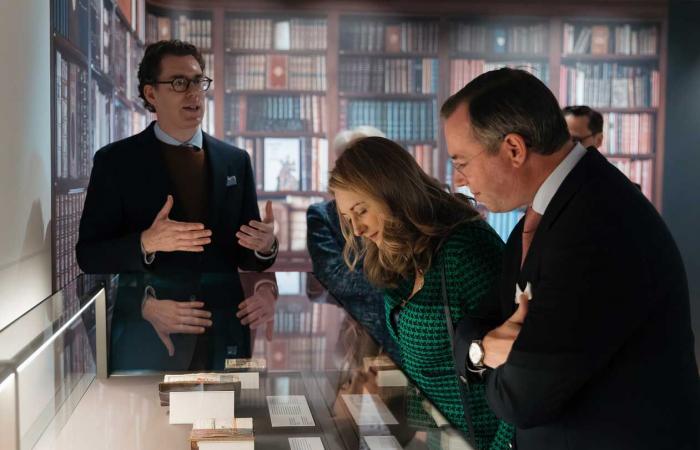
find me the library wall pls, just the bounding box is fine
[664,0,700,360]
[0,0,52,331]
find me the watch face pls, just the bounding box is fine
[469,342,483,365]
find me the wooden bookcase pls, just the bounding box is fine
[53,0,668,280]
[51,0,149,291]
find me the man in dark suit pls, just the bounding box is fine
[443,68,699,449]
[77,40,277,275]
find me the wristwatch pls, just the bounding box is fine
[468,340,485,370]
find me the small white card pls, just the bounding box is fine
[363,435,402,450]
[375,370,407,387]
[341,394,398,426]
[267,395,315,427]
[288,437,325,450]
[169,391,235,424]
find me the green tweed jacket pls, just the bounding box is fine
[385,220,514,450]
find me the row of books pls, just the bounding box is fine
[340,20,440,53]
[224,54,327,91]
[111,17,128,94]
[201,97,215,136]
[406,144,439,178]
[260,197,325,253]
[254,335,328,371]
[56,52,91,180]
[560,63,660,108]
[609,158,653,200]
[450,23,549,54]
[112,98,147,141]
[89,0,110,74]
[340,99,438,142]
[146,13,212,50]
[229,137,329,194]
[274,303,314,334]
[339,57,439,94]
[91,80,112,153]
[54,190,86,290]
[563,24,658,56]
[226,95,327,134]
[225,18,327,51]
[485,210,525,242]
[601,113,655,155]
[52,0,90,55]
[201,53,215,77]
[450,59,549,94]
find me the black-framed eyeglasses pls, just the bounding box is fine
[152,76,212,92]
[571,133,594,144]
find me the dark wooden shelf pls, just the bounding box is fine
[90,65,114,90]
[595,107,657,113]
[114,91,136,108]
[113,3,145,46]
[601,153,654,160]
[54,179,89,194]
[53,34,88,66]
[225,131,327,138]
[450,52,549,61]
[561,54,658,63]
[339,50,438,58]
[225,48,326,55]
[339,92,436,99]
[226,89,327,96]
[563,18,660,25]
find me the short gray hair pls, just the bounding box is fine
[441,68,570,156]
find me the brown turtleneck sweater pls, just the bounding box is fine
[158,140,209,223]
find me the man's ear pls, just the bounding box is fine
[502,133,529,168]
[143,84,157,110]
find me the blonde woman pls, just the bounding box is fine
[329,137,513,450]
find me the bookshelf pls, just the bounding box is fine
[51,0,149,291]
[218,13,330,270]
[55,0,667,277]
[338,15,441,179]
[558,18,662,201]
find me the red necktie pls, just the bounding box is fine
[521,206,542,267]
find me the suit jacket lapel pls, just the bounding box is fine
[520,148,595,273]
[204,133,227,229]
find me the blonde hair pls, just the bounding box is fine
[329,137,480,288]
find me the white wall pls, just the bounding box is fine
[0,0,52,332]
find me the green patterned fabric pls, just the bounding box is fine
[385,220,514,450]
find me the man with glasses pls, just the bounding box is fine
[77,40,277,275]
[563,105,603,149]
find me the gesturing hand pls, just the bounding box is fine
[482,294,529,368]
[236,283,276,331]
[236,200,276,254]
[142,298,213,356]
[141,195,212,254]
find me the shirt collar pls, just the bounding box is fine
[154,122,203,148]
[532,143,587,215]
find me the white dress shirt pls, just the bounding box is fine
[531,143,587,215]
